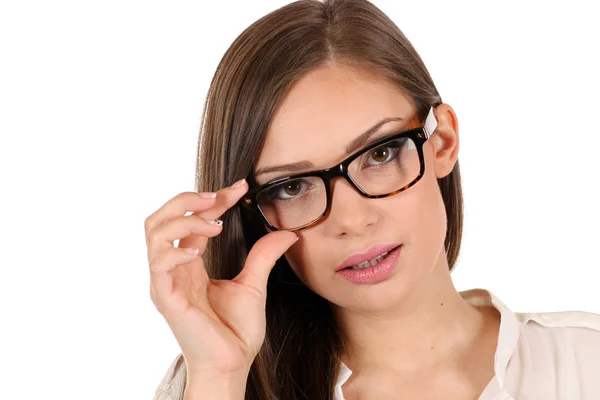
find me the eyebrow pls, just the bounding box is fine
[254,117,404,178]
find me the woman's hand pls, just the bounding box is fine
[145,180,297,381]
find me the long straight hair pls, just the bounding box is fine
[195,1,463,398]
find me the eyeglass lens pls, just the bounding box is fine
[256,136,419,229]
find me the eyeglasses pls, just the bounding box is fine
[241,107,438,231]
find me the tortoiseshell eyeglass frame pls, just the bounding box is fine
[239,107,438,232]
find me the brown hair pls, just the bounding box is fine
[195,0,463,398]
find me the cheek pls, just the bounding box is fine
[405,165,448,258]
[283,240,311,283]
[283,230,332,289]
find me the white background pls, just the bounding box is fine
[1,1,598,399]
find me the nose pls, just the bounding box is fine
[323,178,379,237]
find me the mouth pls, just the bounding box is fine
[336,243,402,271]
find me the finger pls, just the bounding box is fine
[144,192,218,242]
[179,179,249,252]
[147,215,223,262]
[149,247,207,311]
[198,179,249,222]
[149,246,202,274]
[233,231,298,297]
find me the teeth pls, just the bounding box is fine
[349,251,390,270]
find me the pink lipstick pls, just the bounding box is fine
[337,244,401,284]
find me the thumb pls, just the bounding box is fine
[233,231,298,296]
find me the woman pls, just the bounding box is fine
[145,1,600,399]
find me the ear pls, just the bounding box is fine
[430,104,459,179]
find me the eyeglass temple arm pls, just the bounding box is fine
[423,107,438,139]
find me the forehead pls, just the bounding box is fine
[256,64,416,181]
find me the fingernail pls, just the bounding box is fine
[184,247,199,255]
[231,179,246,189]
[199,192,217,199]
[207,219,223,226]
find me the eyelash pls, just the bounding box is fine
[265,180,315,201]
[361,144,402,168]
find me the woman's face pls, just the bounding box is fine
[253,63,459,312]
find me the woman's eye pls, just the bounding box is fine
[365,145,399,166]
[371,147,391,162]
[282,181,302,196]
[269,179,311,200]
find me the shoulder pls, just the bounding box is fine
[516,309,600,345]
[153,353,187,400]
[505,310,600,398]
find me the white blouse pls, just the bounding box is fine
[153,289,600,400]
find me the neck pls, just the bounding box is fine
[332,261,487,374]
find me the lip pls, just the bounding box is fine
[337,245,401,284]
[336,243,401,271]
